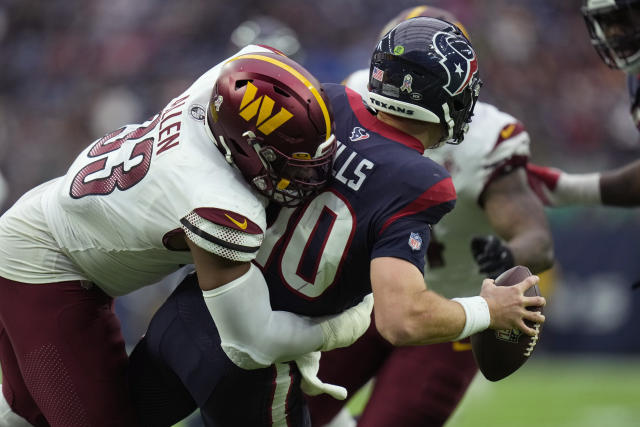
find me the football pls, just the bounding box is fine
[470,265,543,382]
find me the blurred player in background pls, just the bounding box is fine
[0,44,374,427]
[127,17,546,427]
[307,6,554,427]
[229,15,304,62]
[527,0,640,207]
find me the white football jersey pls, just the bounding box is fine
[344,68,531,298]
[0,45,273,296]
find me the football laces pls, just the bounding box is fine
[523,323,541,357]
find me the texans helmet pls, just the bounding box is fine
[208,51,336,206]
[367,17,481,144]
[582,0,640,72]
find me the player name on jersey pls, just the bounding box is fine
[332,140,375,192]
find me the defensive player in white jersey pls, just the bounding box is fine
[527,0,640,208]
[0,45,380,427]
[307,7,554,427]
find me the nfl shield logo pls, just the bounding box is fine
[495,328,521,343]
[408,232,422,251]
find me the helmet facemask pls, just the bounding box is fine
[443,77,482,145]
[248,133,336,206]
[583,0,640,72]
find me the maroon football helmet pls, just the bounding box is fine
[208,50,336,206]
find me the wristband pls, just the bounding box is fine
[451,296,491,340]
[555,172,601,205]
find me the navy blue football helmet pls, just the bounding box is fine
[367,16,481,144]
[582,0,640,72]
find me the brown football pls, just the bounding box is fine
[470,265,543,381]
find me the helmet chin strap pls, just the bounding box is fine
[242,130,275,194]
[440,102,455,142]
[216,135,235,166]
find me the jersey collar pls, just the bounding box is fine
[346,87,425,154]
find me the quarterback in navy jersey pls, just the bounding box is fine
[127,17,545,427]
[527,0,640,207]
[259,83,456,316]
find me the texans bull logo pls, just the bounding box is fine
[433,31,478,96]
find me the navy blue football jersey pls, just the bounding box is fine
[254,84,456,316]
[627,72,640,130]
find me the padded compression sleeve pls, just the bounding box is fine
[202,263,324,369]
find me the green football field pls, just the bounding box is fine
[345,355,640,427]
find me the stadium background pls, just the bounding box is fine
[1,0,639,425]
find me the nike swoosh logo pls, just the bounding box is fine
[500,124,516,139]
[452,341,472,352]
[225,214,248,230]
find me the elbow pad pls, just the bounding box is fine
[202,263,324,369]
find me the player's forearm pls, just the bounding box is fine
[600,159,640,206]
[374,289,467,346]
[202,263,325,368]
[202,262,373,368]
[507,228,554,275]
[371,257,466,346]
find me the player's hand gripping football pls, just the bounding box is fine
[470,235,515,279]
[479,275,545,336]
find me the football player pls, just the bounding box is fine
[0,45,377,427]
[307,6,555,427]
[527,0,640,207]
[126,17,546,427]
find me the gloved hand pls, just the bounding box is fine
[295,351,347,400]
[319,293,374,352]
[470,235,514,279]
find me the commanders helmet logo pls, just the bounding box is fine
[432,31,478,96]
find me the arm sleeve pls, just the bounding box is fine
[203,263,324,369]
[203,263,373,369]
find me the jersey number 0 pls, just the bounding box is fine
[254,190,355,299]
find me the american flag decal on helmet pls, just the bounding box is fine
[371,66,384,82]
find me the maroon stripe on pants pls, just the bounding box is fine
[0,276,137,427]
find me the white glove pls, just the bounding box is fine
[319,293,374,352]
[295,351,347,400]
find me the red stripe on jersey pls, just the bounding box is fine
[193,207,263,234]
[492,121,526,151]
[346,87,425,154]
[380,177,456,234]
